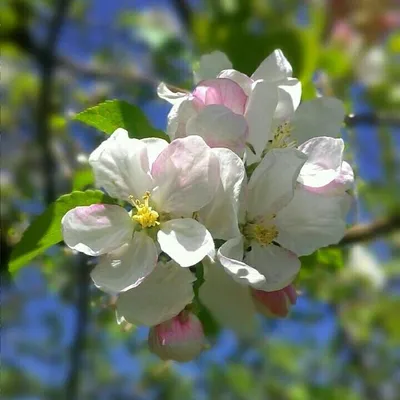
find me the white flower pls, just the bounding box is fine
[346,245,386,290]
[158,51,283,158]
[62,129,220,293]
[356,46,387,87]
[217,148,347,292]
[158,49,346,165]
[116,260,195,326]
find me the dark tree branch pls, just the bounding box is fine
[171,0,192,33]
[36,0,73,205]
[345,113,400,128]
[339,213,400,246]
[65,256,91,400]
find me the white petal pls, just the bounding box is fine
[89,128,153,200]
[186,105,248,155]
[139,137,169,169]
[244,80,279,163]
[62,204,133,256]
[151,136,220,215]
[157,82,188,104]
[90,231,158,294]
[273,78,302,125]
[117,260,195,326]
[198,148,245,240]
[251,49,293,82]
[158,219,214,267]
[166,97,197,140]
[337,161,355,192]
[247,148,307,218]
[275,188,346,256]
[218,236,268,288]
[291,97,345,144]
[217,69,253,96]
[194,51,232,83]
[199,258,258,337]
[244,243,300,291]
[88,129,138,199]
[298,137,344,188]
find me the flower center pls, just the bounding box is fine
[265,121,297,153]
[253,224,278,245]
[244,216,278,246]
[130,191,160,228]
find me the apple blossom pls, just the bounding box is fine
[148,311,206,362]
[62,128,221,293]
[159,49,348,167]
[217,148,347,292]
[158,51,290,157]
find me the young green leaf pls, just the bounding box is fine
[72,168,94,191]
[74,99,169,141]
[9,190,117,274]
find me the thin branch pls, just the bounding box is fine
[339,213,400,246]
[65,255,91,400]
[171,0,192,33]
[36,0,73,205]
[345,113,400,128]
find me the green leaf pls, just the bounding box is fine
[9,190,117,274]
[74,100,169,141]
[72,168,94,191]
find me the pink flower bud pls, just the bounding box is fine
[148,311,205,362]
[252,284,297,318]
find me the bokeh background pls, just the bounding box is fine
[1,0,400,399]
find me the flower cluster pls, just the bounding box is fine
[62,49,354,362]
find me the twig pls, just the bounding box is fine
[36,0,73,205]
[339,213,400,246]
[65,255,91,400]
[171,0,192,32]
[345,113,400,128]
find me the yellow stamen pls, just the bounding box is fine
[253,224,278,246]
[130,191,160,228]
[265,121,297,153]
[244,215,278,246]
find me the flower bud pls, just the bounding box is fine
[148,311,205,362]
[252,284,297,318]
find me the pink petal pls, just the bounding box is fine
[148,312,205,362]
[252,284,297,318]
[192,78,247,115]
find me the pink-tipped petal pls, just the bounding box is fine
[192,78,248,115]
[252,284,297,318]
[62,204,133,256]
[186,105,248,156]
[151,136,220,215]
